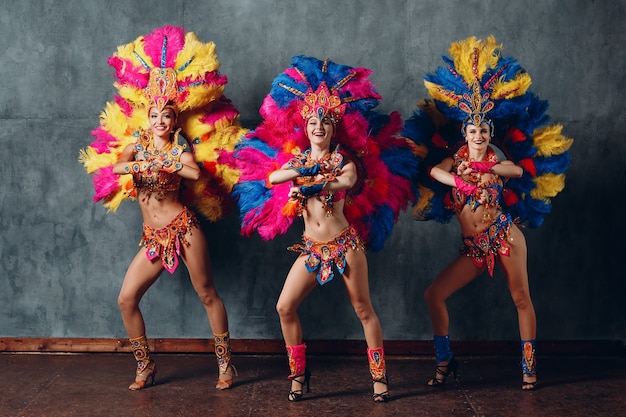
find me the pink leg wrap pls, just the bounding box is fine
[286,343,307,379]
[367,346,387,381]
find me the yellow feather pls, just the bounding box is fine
[194,142,218,163]
[114,42,140,62]
[449,35,501,85]
[411,185,435,220]
[533,124,574,157]
[176,33,220,79]
[181,85,225,112]
[491,72,532,100]
[424,80,460,109]
[530,173,566,199]
[182,111,215,139]
[115,84,149,109]
[216,165,241,191]
[78,147,119,173]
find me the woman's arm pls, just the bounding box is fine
[323,160,357,191]
[489,160,523,178]
[268,163,300,185]
[457,159,523,179]
[429,157,456,187]
[112,144,139,175]
[171,151,201,180]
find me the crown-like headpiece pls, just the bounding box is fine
[299,82,346,123]
[424,36,532,132]
[460,78,494,127]
[146,67,179,113]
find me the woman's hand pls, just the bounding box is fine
[148,158,163,172]
[457,161,473,176]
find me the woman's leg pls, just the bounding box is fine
[499,225,536,340]
[424,255,482,336]
[341,249,382,348]
[499,225,537,388]
[423,255,481,385]
[276,255,319,346]
[180,225,228,334]
[341,249,388,401]
[275,255,318,400]
[117,249,164,390]
[118,249,164,338]
[180,225,235,388]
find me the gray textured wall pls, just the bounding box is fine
[1,0,624,342]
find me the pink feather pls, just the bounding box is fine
[89,127,118,154]
[92,167,120,201]
[142,26,185,69]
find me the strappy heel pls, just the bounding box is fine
[288,368,311,402]
[427,356,458,387]
[372,374,389,402]
[129,360,157,390]
[216,364,238,390]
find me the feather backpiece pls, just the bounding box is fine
[403,36,572,227]
[78,26,246,221]
[223,56,419,250]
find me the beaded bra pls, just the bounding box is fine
[446,145,502,222]
[289,145,346,216]
[131,129,188,199]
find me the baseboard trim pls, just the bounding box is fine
[1,338,624,356]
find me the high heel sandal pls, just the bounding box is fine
[288,368,311,402]
[372,374,389,402]
[521,376,537,391]
[216,364,238,390]
[129,360,157,390]
[427,356,458,387]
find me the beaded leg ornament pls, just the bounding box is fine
[367,347,389,402]
[433,335,453,363]
[521,340,537,390]
[214,331,237,390]
[429,335,458,387]
[286,343,310,402]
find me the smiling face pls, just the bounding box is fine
[464,122,491,154]
[306,115,334,148]
[148,107,177,139]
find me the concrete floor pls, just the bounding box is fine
[1,353,624,417]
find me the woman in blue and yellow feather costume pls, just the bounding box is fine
[403,36,572,390]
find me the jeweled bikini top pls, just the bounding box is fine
[132,128,189,197]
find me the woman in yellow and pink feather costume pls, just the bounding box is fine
[79,26,245,391]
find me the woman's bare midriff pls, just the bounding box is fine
[137,190,185,229]
[301,197,349,241]
[457,205,501,235]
